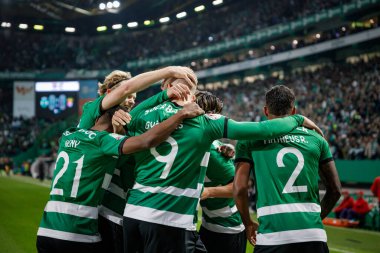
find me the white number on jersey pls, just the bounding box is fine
[276,147,307,194]
[150,136,178,179]
[50,151,84,198]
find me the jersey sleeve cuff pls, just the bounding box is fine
[223,117,229,138]
[320,157,334,165]
[234,158,254,168]
[118,137,128,156]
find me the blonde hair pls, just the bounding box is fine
[98,70,132,95]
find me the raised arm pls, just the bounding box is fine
[233,162,258,245]
[227,115,304,140]
[319,161,342,219]
[102,66,196,111]
[121,102,204,154]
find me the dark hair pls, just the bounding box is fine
[195,90,223,114]
[265,85,295,116]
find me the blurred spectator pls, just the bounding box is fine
[371,176,380,211]
[334,190,354,218]
[340,191,371,226]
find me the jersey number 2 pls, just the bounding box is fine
[50,151,84,198]
[276,147,307,194]
[150,136,178,179]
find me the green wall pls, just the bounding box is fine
[335,160,380,184]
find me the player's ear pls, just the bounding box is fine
[291,107,296,115]
[263,106,269,117]
[106,89,112,94]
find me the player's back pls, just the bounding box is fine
[125,101,226,229]
[38,127,125,242]
[237,126,332,245]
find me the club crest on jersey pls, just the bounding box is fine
[205,114,222,120]
[109,133,124,140]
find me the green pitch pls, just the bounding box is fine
[0,175,379,253]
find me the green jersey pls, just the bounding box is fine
[82,91,169,225]
[124,100,304,229]
[235,126,333,245]
[200,141,244,234]
[37,128,127,243]
[78,95,105,129]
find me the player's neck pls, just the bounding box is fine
[91,114,112,132]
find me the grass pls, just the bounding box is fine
[0,175,379,253]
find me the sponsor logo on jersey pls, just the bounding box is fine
[205,114,222,120]
[109,133,124,140]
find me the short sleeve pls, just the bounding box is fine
[78,95,105,129]
[206,149,235,185]
[320,138,333,164]
[235,140,254,167]
[98,132,128,157]
[204,114,228,141]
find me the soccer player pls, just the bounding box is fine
[200,140,246,253]
[123,78,323,253]
[36,101,204,253]
[233,85,342,253]
[78,66,196,129]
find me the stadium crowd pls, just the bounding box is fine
[212,57,380,160]
[0,0,353,71]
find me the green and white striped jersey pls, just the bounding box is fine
[125,104,304,229]
[125,101,228,229]
[37,128,127,243]
[235,126,333,245]
[200,141,244,234]
[98,91,169,225]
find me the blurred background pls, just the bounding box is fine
[0,0,380,252]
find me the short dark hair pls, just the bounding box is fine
[195,90,223,114]
[265,85,295,116]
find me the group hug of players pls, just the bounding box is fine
[36,66,342,253]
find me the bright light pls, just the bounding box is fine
[65,27,75,33]
[99,3,106,10]
[113,1,120,8]
[33,25,44,30]
[1,22,11,28]
[127,22,138,28]
[19,23,28,29]
[159,17,170,23]
[370,19,374,24]
[212,0,223,5]
[97,26,107,32]
[248,50,254,55]
[112,24,122,30]
[106,2,113,9]
[208,36,213,41]
[292,39,298,45]
[176,12,187,19]
[315,33,321,39]
[270,45,275,50]
[194,5,205,12]
[191,61,196,67]
[341,26,346,32]
[144,20,151,26]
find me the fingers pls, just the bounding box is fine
[112,110,132,126]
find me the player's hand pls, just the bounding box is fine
[165,66,197,88]
[167,82,191,101]
[200,188,210,200]
[180,102,204,118]
[246,220,259,246]
[302,116,324,137]
[217,144,235,158]
[112,109,132,126]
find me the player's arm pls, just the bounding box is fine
[102,66,196,112]
[319,160,342,219]
[121,102,204,154]
[233,161,258,245]
[227,115,323,141]
[129,82,191,118]
[201,182,233,200]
